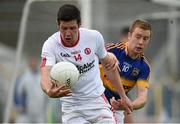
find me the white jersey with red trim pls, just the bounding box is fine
[41,28,107,104]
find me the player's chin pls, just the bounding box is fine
[135,49,143,54]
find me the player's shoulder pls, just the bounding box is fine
[106,42,125,51]
[141,55,151,71]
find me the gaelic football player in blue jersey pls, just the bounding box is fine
[100,19,152,123]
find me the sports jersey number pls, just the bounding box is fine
[122,65,129,72]
[74,54,82,61]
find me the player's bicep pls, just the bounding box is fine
[94,31,107,59]
[41,40,56,66]
[99,54,109,65]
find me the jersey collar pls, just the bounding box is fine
[125,42,129,55]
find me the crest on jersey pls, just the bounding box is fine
[131,68,140,77]
[84,48,91,55]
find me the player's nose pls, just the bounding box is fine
[138,38,144,45]
[66,29,72,35]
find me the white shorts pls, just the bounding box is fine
[61,94,116,124]
[114,110,124,124]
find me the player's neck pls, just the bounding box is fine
[127,48,139,59]
[128,53,138,59]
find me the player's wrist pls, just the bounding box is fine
[41,82,50,95]
[119,92,127,99]
[43,84,52,95]
[45,87,50,94]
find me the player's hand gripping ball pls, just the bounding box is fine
[50,61,79,88]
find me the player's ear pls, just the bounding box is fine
[56,20,60,26]
[56,20,60,29]
[127,32,131,40]
[78,22,81,28]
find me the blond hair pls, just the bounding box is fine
[129,19,152,37]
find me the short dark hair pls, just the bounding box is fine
[57,4,81,25]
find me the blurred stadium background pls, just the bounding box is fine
[0,0,180,123]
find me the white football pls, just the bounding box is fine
[50,61,79,88]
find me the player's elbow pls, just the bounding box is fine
[141,101,146,108]
[133,97,147,110]
[139,97,147,109]
[133,101,146,110]
[139,91,148,108]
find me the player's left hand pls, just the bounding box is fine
[110,97,122,110]
[119,96,133,114]
[110,96,133,114]
[46,80,72,98]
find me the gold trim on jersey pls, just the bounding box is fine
[142,56,151,81]
[125,42,128,55]
[136,80,149,88]
[106,43,115,48]
[103,77,136,93]
[99,64,149,94]
[107,42,150,60]
[106,42,125,50]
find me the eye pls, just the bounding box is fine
[135,35,141,39]
[70,27,77,30]
[143,36,149,41]
[61,27,67,31]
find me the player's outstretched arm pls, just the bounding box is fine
[110,86,148,111]
[40,66,72,98]
[100,52,133,114]
[131,86,148,110]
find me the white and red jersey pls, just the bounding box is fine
[41,28,107,104]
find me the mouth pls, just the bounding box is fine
[136,47,143,52]
[65,37,71,41]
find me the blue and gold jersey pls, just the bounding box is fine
[100,42,150,101]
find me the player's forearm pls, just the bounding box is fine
[105,68,126,98]
[41,79,51,95]
[40,67,52,94]
[100,52,127,98]
[131,97,146,110]
[132,86,148,110]
[40,81,47,94]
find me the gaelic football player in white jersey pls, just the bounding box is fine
[40,4,132,123]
